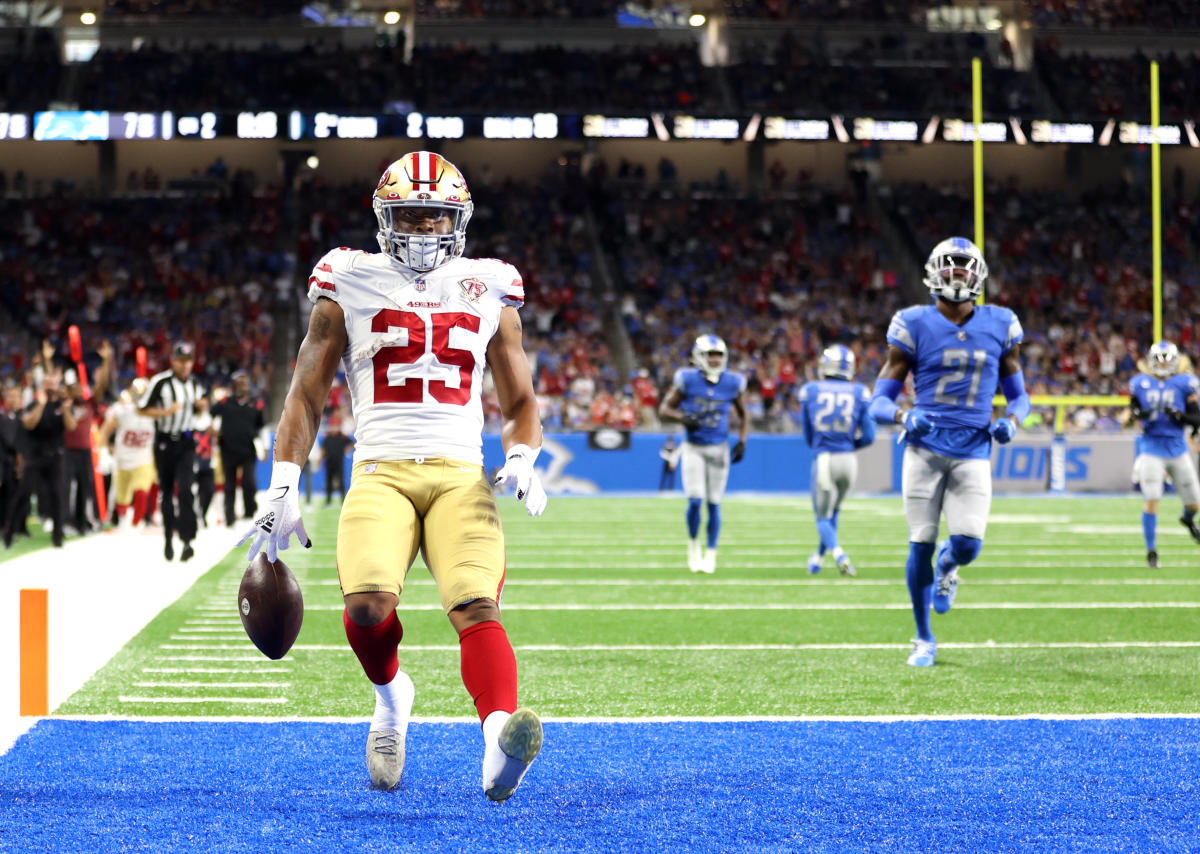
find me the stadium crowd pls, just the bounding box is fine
[4,0,1200,543]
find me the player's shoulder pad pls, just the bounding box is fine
[886,304,927,354]
[731,370,748,393]
[994,305,1024,351]
[458,257,525,308]
[673,367,690,389]
[855,382,871,401]
[798,381,813,401]
[307,246,364,305]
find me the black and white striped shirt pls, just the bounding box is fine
[138,369,204,438]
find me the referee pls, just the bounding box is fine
[138,341,205,562]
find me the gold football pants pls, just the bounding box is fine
[336,458,506,612]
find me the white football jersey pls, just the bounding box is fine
[109,399,155,469]
[307,247,525,465]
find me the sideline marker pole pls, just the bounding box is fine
[19,589,48,716]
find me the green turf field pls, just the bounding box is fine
[57,495,1200,718]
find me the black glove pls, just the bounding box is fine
[731,440,746,463]
[1129,398,1150,421]
[1167,403,1200,428]
[681,414,702,431]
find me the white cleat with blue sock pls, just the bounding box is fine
[907,637,937,667]
[807,553,823,575]
[699,548,716,574]
[832,547,856,578]
[687,539,703,573]
[932,540,959,614]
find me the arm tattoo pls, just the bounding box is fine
[310,301,333,341]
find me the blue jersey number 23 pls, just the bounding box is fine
[813,391,855,432]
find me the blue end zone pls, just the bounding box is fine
[2,719,1197,852]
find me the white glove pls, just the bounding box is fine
[238,461,311,562]
[493,444,548,517]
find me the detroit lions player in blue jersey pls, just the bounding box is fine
[869,237,1030,668]
[659,334,749,574]
[798,345,876,577]
[1127,341,1200,568]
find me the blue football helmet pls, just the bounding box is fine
[1148,340,1179,378]
[924,236,988,303]
[691,334,728,382]
[818,344,855,381]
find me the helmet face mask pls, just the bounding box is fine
[818,345,855,381]
[373,151,473,272]
[1148,341,1179,378]
[691,334,728,382]
[924,236,988,303]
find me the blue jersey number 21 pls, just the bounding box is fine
[933,349,987,408]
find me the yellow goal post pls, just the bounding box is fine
[993,395,1132,434]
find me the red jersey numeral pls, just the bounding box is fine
[369,309,480,406]
[121,430,151,448]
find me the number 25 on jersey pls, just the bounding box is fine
[370,309,479,405]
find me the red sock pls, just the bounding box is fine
[343,609,403,685]
[132,490,149,525]
[458,620,518,722]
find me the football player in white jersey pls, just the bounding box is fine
[240,151,546,802]
[97,378,157,531]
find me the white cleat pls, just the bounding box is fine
[906,637,937,667]
[699,549,716,574]
[366,670,414,791]
[687,538,703,573]
[483,708,544,802]
[836,554,857,578]
[366,728,406,790]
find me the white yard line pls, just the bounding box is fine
[291,577,1200,588]
[142,668,289,674]
[153,640,1200,653]
[132,681,291,689]
[117,696,288,704]
[239,601,1200,612]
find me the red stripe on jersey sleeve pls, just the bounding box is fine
[308,276,336,292]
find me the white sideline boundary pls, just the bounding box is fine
[0,523,244,756]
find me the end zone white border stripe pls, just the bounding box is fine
[38,713,1200,723]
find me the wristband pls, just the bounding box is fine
[505,443,541,465]
[870,379,903,425]
[268,460,302,491]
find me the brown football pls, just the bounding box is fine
[238,554,304,660]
